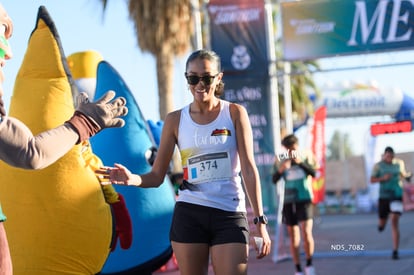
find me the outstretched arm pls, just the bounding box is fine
[0,117,78,169]
[0,91,127,169]
[97,110,180,188]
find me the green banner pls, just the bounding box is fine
[282,0,414,60]
[208,0,276,212]
[221,75,276,211]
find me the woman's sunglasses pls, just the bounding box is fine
[185,73,219,85]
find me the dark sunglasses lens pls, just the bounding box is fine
[186,75,215,85]
[187,75,200,85]
[201,76,214,85]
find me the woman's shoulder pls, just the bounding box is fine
[165,109,183,123]
[163,109,184,137]
[227,101,246,115]
[169,108,183,116]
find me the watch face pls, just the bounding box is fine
[254,215,268,224]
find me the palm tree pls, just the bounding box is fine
[276,59,321,137]
[98,0,194,120]
[287,60,321,124]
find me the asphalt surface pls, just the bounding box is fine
[157,211,414,275]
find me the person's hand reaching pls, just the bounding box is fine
[96,163,141,187]
[76,90,128,129]
[66,91,128,143]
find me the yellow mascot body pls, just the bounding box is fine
[0,6,111,274]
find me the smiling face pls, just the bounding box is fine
[185,57,222,103]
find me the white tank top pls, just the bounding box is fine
[177,100,246,212]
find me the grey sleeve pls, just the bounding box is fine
[0,117,79,169]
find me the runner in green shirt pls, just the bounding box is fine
[370,146,412,260]
[272,134,317,275]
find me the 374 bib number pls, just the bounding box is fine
[187,152,232,184]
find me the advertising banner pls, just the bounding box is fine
[208,0,276,210]
[221,75,276,208]
[316,85,403,118]
[309,106,327,204]
[281,0,414,60]
[208,0,268,75]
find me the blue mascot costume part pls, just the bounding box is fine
[91,61,176,275]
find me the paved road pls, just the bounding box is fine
[157,211,414,274]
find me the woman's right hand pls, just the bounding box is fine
[96,163,138,186]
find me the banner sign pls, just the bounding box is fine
[308,106,326,204]
[281,0,414,61]
[208,0,276,209]
[316,85,403,118]
[222,75,276,207]
[208,0,268,75]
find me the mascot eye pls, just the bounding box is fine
[0,23,11,38]
[145,146,158,166]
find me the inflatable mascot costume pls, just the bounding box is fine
[0,6,130,275]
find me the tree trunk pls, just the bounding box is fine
[156,50,174,120]
[156,48,182,174]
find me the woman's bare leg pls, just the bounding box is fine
[171,241,210,275]
[211,243,248,275]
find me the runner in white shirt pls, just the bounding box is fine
[99,49,271,275]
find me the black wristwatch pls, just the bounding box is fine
[253,215,268,225]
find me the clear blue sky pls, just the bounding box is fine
[3,0,414,157]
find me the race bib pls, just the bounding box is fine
[187,152,232,184]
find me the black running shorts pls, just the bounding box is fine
[378,198,403,218]
[282,201,314,226]
[170,202,249,246]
